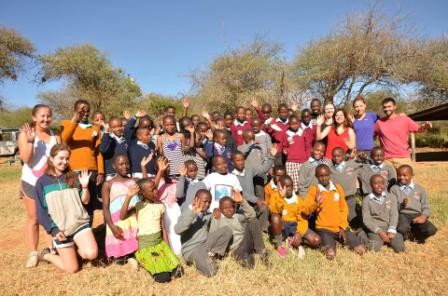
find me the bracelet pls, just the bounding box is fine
[82,186,88,190]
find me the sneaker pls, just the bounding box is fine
[25,251,39,268]
[297,246,305,260]
[277,245,287,257]
[127,257,139,271]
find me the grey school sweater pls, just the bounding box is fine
[358,162,396,195]
[238,143,265,172]
[329,160,361,197]
[298,158,331,198]
[390,183,431,217]
[209,199,256,252]
[362,192,398,234]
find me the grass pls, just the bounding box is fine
[1,164,448,295]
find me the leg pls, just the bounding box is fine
[86,171,101,225]
[366,232,384,252]
[22,196,39,252]
[345,195,357,225]
[43,246,80,273]
[317,229,337,259]
[412,220,438,242]
[343,230,366,255]
[253,176,265,201]
[246,219,266,253]
[205,226,233,256]
[269,214,283,247]
[303,229,321,248]
[397,214,414,239]
[256,205,269,233]
[389,233,405,253]
[74,228,98,260]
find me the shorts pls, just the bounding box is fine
[282,222,313,239]
[19,181,35,199]
[53,224,91,249]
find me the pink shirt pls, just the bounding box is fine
[374,116,419,159]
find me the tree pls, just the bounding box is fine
[39,44,141,118]
[137,93,183,119]
[0,107,33,128]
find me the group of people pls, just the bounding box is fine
[18,95,437,282]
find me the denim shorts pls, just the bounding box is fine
[53,223,91,249]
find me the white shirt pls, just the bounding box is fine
[202,172,243,211]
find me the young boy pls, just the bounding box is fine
[176,160,199,206]
[269,175,321,258]
[128,127,156,179]
[210,193,267,268]
[297,141,330,198]
[300,108,316,149]
[362,174,404,253]
[266,103,290,165]
[251,118,272,158]
[390,165,437,242]
[205,129,234,172]
[302,164,366,259]
[174,190,233,277]
[358,147,396,195]
[329,147,361,226]
[264,165,286,207]
[230,106,252,146]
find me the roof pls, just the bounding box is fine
[408,103,448,121]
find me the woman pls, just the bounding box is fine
[316,109,356,159]
[18,104,60,267]
[352,96,379,160]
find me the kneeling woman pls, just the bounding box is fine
[35,144,98,273]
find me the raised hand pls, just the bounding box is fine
[185,126,195,134]
[205,129,213,140]
[201,111,210,120]
[290,101,298,112]
[141,152,154,168]
[250,97,259,109]
[278,182,287,197]
[269,144,278,157]
[22,123,36,143]
[179,164,187,177]
[127,183,140,197]
[213,208,222,219]
[157,157,169,172]
[233,189,243,204]
[102,121,110,132]
[182,97,190,109]
[191,196,202,213]
[78,169,92,188]
[135,110,147,118]
[316,114,325,127]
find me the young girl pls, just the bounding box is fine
[35,144,98,273]
[120,179,181,283]
[180,116,207,180]
[101,154,139,265]
[157,115,186,177]
[18,104,60,267]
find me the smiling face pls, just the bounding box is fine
[251,119,262,133]
[92,112,105,128]
[323,103,335,120]
[137,128,151,144]
[213,156,228,174]
[140,181,158,202]
[219,198,236,218]
[196,190,212,212]
[370,175,385,196]
[382,101,397,118]
[186,163,198,179]
[397,166,413,186]
[109,118,124,137]
[353,100,367,117]
[214,131,227,146]
[278,106,289,121]
[301,110,312,126]
[224,114,234,128]
[236,107,246,122]
[191,115,200,127]
[231,153,245,171]
[311,143,326,160]
[310,100,321,116]
[281,177,294,198]
[113,155,130,177]
[370,148,384,165]
[334,110,346,125]
[163,116,176,134]
[289,117,300,131]
[50,149,70,175]
[32,106,52,130]
[262,103,272,117]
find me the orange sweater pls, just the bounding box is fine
[61,120,104,173]
[302,182,348,233]
[264,180,278,207]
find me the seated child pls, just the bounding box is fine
[362,174,404,253]
[174,190,233,277]
[358,147,396,195]
[120,179,181,283]
[210,193,268,268]
[269,175,321,258]
[297,141,330,198]
[176,160,199,206]
[302,164,366,260]
[390,165,437,242]
[264,165,286,207]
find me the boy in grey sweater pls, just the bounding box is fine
[358,147,396,195]
[362,174,404,253]
[298,141,330,198]
[174,190,232,277]
[390,165,437,242]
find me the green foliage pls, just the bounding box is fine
[0,107,33,128]
[137,93,183,119]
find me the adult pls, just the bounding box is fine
[316,109,356,159]
[352,96,379,158]
[60,99,104,222]
[18,104,60,267]
[374,97,431,168]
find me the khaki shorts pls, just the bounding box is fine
[385,158,413,170]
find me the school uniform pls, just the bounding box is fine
[390,183,437,241]
[238,142,269,200]
[99,132,128,178]
[204,141,234,172]
[254,130,272,158]
[265,117,289,165]
[297,157,331,198]
[230,119,251,146]
[358,162,396,195]
[128,140,156,178]
[362,192,404,252]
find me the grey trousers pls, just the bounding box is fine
[232,219,266,260]
[367,232,405,253]
[187,226,232,277]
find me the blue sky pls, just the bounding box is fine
[1,0,447,108]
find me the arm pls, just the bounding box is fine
[174,208,199,235]
[60,120,78,145]
[124,117,137,144]
[99,132,114,154]
[337,185,349,230]
[316,125,331,141]
[17,124,35,164]
[78,170,91,205]
[362,198,380,233]
[239,199,257,220]
[296,200,309,236]
[346,128,356,150]
[301,185,318,216]
[34,179,60,236]
[156,135,164,156]
[176,176,186,199]
[94,129,105,175]
[419,186,431,218]
[388,195,399,233]
[161,210,170,245]
[179,133,189,153]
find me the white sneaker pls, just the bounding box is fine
[298,246,306,260]
[127,257,139,271]
[26,251,39,268]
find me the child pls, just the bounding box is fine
[250,98,272,123]
[329,147,362,226]
[297,141,330,198]
[358,147,396,196]
[362,175,404,253]
[266,103,290,165]
[157,115,186,177]
[101,154,139,264]
[210,193,268,268]
[223,112,237,152]
[302,164,366,259]
[35,144,98,273]
[129,127,156,179]
[202,155,243,211]
[175,160,199,206]
[120,179,181,283]
[230,106,252,146]
[91,111,106,135]
[282,115,312,193]
[300,108,316,149]
[269,176,321,258]
[205,129,234,172]
[251,118,272,158]
[264,165,286,207]
[99,116,128,180]
[174,190,233,277]
[390,165,437,242]
[180,117,206,180]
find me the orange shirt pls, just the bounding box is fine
[61,120,104,173]
[302,182,348,233]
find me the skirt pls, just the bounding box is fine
[135,240,180,275]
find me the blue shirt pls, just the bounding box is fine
[353,112,379,151]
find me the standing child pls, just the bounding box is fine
[120,179,181,283]
[390,165,437,243]
[302,164,366,259]
[300,109,316,150]
[230,106,252,146]
[362,175,404,253]
[251,118,272,158]
[265,103,290,166]
[128,128,156,179]
[205,129,234,172]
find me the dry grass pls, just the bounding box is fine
[1,163,447,295]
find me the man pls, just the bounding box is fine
[374,97,431,168]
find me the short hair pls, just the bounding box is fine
[315,164,330,176]
[370,146,384,156]
[397,164,414,174]
[112,153,128,163]
[223,111,233,119]
[231,151,244,160]
[369,174,385,185]
[195,189,212,199]
[137,178,155,190]
[313,141,326,150]
[278,103,288,111]
[163,115,175,123]
[301,108,311,115]
[184,159,197,168]
[289,115,299,122]
[213,129,225,138]
[353,95,367,106]
[164,106,176,112]
[273,165,286,174]
[382,97,396,106]
[74,99,89,110]
[212,155,225,166]
[219,196,235,207]
[311,98,321,104]
[279,175,293,185]
[136,127,149,136]
[108,116,121,124]
[331,147,344,155]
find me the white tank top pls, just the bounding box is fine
[21,131,58,186]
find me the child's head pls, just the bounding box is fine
[311,141,326,160]
[163,115,177,134]
[279,175,294,198]
[277,103,289,120]
[315,164,331,187]
[212,111,221,122]
[139,115,154,130]
[121,117,128,127]
[74,99,90,123]
[397,164,414,186]
[137,179,158,203]
[112,153,130,177]
[47,144,71,175]
[370,174,385,196]
[164,106,176,117]
[272,165,286,185]
[219,196,236,218]
[212,156,228,174]
[245,108,253,122]
[288,115,300,131]
[109,116,124,137]
[190,114,200,127]
[261,103,272,117]
[213,130,227,146]
[235,106,246,122]
[370,147,385,165]
[301,109,312,126]
[31,104,52,130]
[331,147,345,165]
[196,122,209,138]
[288,108,295,117]
[91,111,105,128]
[194,189,212,212]
[242,130,255,143]
[231,151,245,171]
[180,116,193,133]
[310,98,321,116]
[136,127,151,144]
[184,159,198,179]
[251,118,262,134]
[223,112,234,129]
